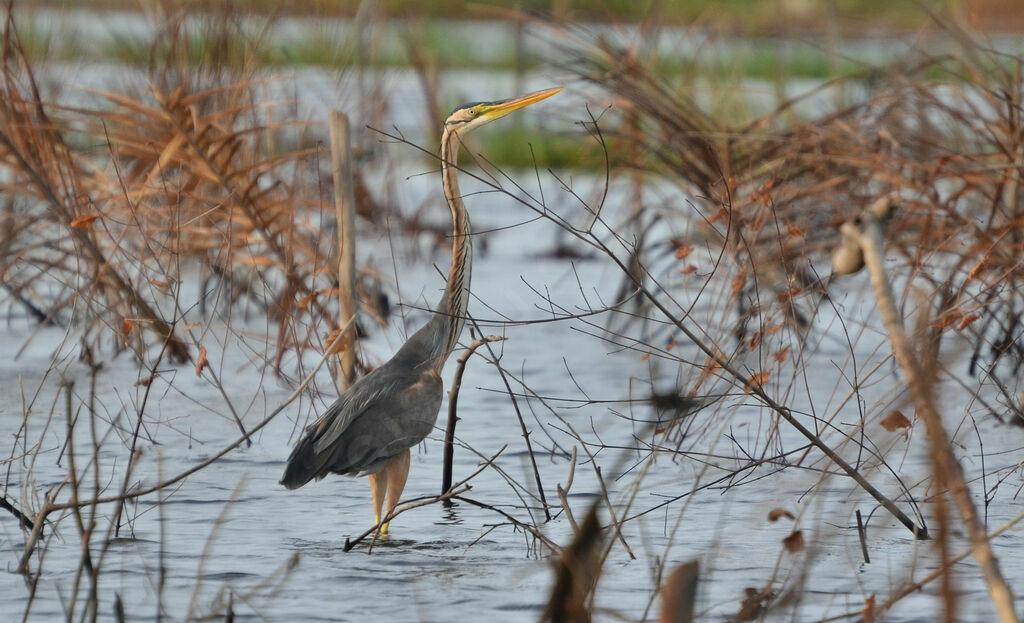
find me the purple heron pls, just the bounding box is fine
[281,87,562,535]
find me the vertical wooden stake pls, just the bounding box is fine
[329,111,357,392]
[844,211,1018,623]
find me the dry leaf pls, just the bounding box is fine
[731,270,747,296]
[783,530,804,553]
[786,223,804,237]
[185,322,201,332]
[70,213,99,228]
[679,264,697,275]
[776,287,801,302]
[707,207,729,224]
[195,345,208,376]
[239,254,278,268]
[659,560,699,623]
[135,375,153,387]
[120,318,134,337]
[735,587,772,621]
[324,328,348,354]
[746,371,770,390]
[932,310,961,329]
[956,314,980,331]
[862,594,876,623]
[674,245,693,260]
[748,331,761,351]
[768,508,794,522]
[967,257,988,281]
[703,354,722,371]
[881,410,911,432]
[774,345,790,362]
[150,278,173,291]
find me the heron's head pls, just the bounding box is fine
[444,87,561,135]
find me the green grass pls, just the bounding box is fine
[659,48,865,83]
[35,0,962,31]
[465,124,620,171]
[82,27,874,81]
[86,25,537,71]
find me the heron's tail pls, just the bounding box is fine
[280,432,319,489]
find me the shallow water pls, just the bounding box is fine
[1,168,1023,622]
[2,11,1024,621]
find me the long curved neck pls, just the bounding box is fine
[435,124,472,363]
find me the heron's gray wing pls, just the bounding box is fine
[280,362,442,488]
[328,368,444,475]
[308,363,406,455]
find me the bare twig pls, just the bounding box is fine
[442,334,505,497]
[842,211,1018,622]
[345,445,508,553]
[855,509,870,565]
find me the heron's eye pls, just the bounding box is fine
[468,108,477,117]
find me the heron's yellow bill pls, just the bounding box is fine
[481,87,562,121]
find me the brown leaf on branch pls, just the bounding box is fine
[746,371,770,390]
[195,345,208,376]
[324,329,348,354]
[70,213,99,228]
[881,410,911,432]
[862,594,876,623]
[956,314,980,331]
[735,587,774,621]
[783,530,804,553]
[774,345,790,362]
[731,270,747,296]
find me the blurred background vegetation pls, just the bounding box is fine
[31,0,984,32]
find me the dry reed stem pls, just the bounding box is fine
[580,221,929,537]
[441,334,506,497]
[845,212,1018,623]
[16,315,357,573]
[658,560,699,623]
[556,446,579,533]
[329,109,358,392]
[541,505,603,623]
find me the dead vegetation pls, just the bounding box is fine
[0,2,1023,622]
[533,9,1024,622]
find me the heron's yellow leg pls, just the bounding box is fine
[368,472,388,533]
[380,449,411,535]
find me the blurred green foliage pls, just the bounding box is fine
[38,0,961,31]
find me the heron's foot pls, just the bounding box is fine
[373,514,391,538]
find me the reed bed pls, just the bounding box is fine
[0,3,1022,622]
[533,11,1024,622]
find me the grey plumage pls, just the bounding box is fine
[280,317,445,488]
[279,87,561,533]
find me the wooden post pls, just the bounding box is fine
[839,202,1018,623]
[329,111,357,392]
